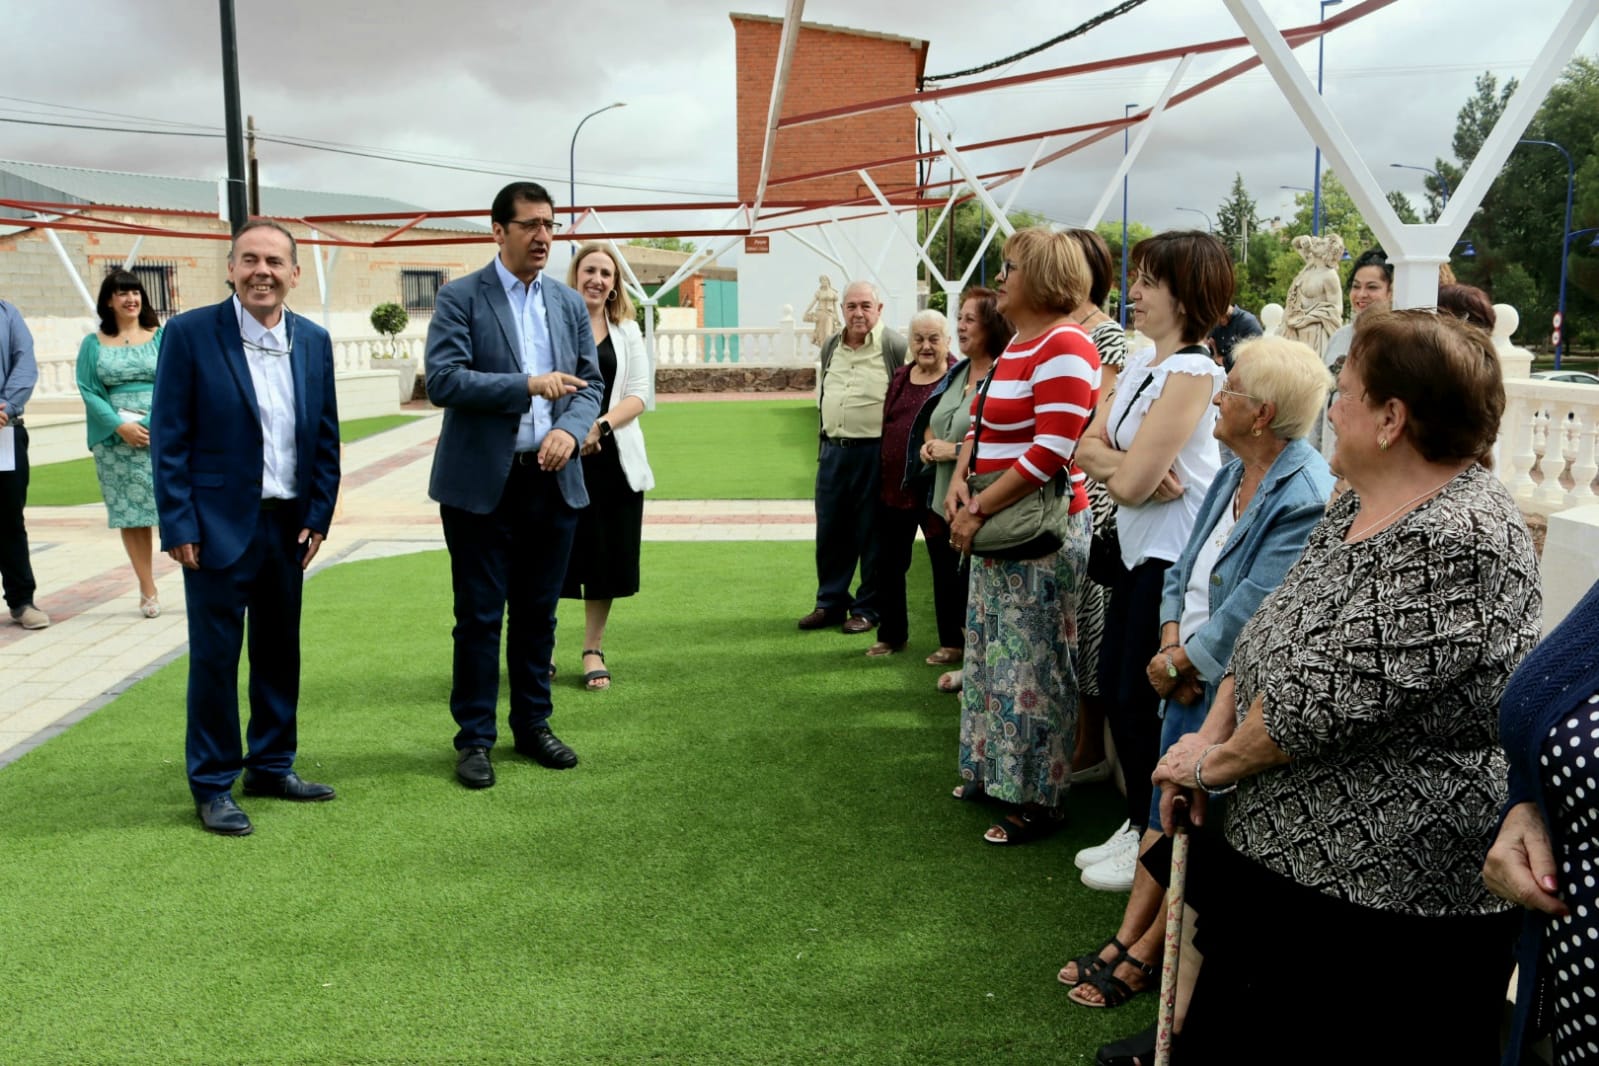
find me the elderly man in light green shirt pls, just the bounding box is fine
[798,280,908,634]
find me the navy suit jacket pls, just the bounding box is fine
[152,299,341,570]
[425,260,603,514]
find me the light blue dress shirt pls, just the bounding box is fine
[493,257,554,452]
[0,300,38,420]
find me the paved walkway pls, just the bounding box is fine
[0,409,815,767]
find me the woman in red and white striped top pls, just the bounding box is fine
[944,227,1102,845]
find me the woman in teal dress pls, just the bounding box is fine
[76,271,163,618]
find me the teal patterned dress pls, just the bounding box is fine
[75,330,161,529]
[958,508,1092,810]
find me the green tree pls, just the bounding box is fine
[1423,72,1517,222]
[917,199,1048,291]
[1215,173,1260,262]
[628,237,697,253]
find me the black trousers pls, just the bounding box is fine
[0,423,36,610]
[874,503,968,647]
[923,512,969,650]
[813,438,881,621]
[441,462,578,750]
[1181,838,1519,1065]
[1097,556,1170,831]
[183,504,304,801]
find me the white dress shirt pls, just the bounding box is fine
[493,257,554,452]
[234,296,298,499]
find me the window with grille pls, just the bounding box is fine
[401,269,447,315]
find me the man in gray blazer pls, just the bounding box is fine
[425,181,602,790]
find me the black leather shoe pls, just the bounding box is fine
[242,771,336,802]
[797,607,845,630]
[514,727,578,770]
[456,746,495,789]
[841,614,876,634]
[197,793,253,836]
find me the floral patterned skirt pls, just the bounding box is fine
[90,387,157,529]
[958,507,1091,810]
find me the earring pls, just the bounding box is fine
[1377,435,1389,451]
[1251,427,1262,437]
[606,289,618,303]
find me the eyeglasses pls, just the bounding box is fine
[507,218,563,234]
[999,259,1018,276]
[1217,386,1258,402]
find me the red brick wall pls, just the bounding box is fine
[733,16,922,206]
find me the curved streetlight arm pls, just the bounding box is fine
[1175,207,1213,232]
[569,102,627,234]
[1388,162,1450,206]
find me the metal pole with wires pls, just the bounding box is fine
[1120,102,1136,329]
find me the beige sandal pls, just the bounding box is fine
[140,594,161,619]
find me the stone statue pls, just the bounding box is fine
[803,275,840,350]
[1279,233,1345,357]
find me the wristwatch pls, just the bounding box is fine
[597,420,614,441]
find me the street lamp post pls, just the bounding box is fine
[1121,103,1137,329]
[1388,162,1451,210]
[1519,138,1575,367]
[569,101,626,240]
[1175,207,1213,232]
[1311,0,1343,236]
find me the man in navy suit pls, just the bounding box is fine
[425,181,602,789]
[153,219,341,836]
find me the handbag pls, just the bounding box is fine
[965,373,1071,561]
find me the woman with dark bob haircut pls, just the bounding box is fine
[1437,282,1496,332]
[75,270,164,617]
[1153,309,1539,1063]
[1071,231,1231,910]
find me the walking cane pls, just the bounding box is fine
[1155,796,1191,1066]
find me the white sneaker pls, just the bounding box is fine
[1074,819,1134,870]
[1080,830,1140,892]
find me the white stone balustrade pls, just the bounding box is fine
[1499,379,1599,514]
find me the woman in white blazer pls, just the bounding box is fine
[561,242,656,690]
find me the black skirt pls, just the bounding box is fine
[561,441,644,601]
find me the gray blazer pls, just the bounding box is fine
[424,260,603,514]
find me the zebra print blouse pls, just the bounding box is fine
[1222,463,1542,917]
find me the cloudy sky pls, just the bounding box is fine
[5,0,1598,247]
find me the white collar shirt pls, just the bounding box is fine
[233,295,298,499]
[493,256,554,452]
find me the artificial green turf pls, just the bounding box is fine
[25,415,422,507]
[644,399,817,500]
[0,542,1148,1064]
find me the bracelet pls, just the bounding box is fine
[1159,642,1181,654]
[1193,744,1238,795]
[1162,653,1178,679]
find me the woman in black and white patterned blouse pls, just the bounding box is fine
[1152,310,1541,1065]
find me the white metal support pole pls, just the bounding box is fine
[39,220,95,315]
[782,229,849,276]
[824,208,891,302]
[751,0,807,221]
[914,102,1018,241]
[1227,0,1596,308]
[1082,55,1194,228]
[121,237,144,271]
[959,136,1051,288]
[858,169,949,289]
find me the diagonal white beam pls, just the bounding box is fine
[780,227,849,275]
[1226,0,1597,307]
[751,0,807,222]
[121,237,144,270]
[1437,0,1597,235]
[920,187,959,261]
[653,205,748,299]
[1083,54,1194,228]
[959,136,1051,288]
[825,208,890,298]
[914,102,1017,241]
[581,212,650,303]
[858,169,948,289]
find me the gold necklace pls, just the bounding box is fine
[1346,474,1456,541]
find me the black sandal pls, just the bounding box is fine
[1068,952,1157,1008]
[581,649,611,691]
[1058,936,1127,987]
